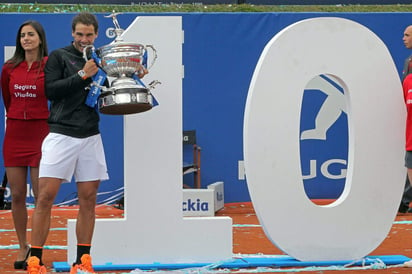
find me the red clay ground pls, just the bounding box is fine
[1,202,412,273]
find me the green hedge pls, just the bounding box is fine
[1,3,412,13]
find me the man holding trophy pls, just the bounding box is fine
[26,12,148,274]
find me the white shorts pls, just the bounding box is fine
[39,133,109,183]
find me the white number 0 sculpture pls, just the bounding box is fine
[244,17,405,261]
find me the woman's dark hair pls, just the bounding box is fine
[7,20,48,68]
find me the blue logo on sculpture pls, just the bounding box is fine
[300,74,348,199]
[183,199,210,211]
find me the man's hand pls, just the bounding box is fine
[136,67,149,79]
[83,59,99,79]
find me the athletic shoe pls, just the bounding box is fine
[70,254,96,274]
[405,259,412,267]
[26,256,47,274]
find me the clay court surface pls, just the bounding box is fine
[1,202,412,273]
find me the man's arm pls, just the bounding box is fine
[45,49,91,100]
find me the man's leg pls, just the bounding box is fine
[76,180,100,246]
[400,175,412,213]
[404,169,412,267]
[70,180,100,273]
[29,177,62,262]
[70,134,106,273]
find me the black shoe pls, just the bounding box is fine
[14,248,30,269]
[398,203,410,213]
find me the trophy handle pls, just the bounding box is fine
[144,45,158,70]
[83,45,96,62]
[148,80,161,90]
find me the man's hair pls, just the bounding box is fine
[72,12,99,33]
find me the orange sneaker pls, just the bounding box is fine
[70,254,96,274]
[26,256,47,274]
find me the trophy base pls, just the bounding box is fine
[99,87,153,115]
[100,103,152,115]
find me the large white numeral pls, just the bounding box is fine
[244,17,405,261]
[68,16,232,265]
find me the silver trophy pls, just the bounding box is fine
[84,12,160,115]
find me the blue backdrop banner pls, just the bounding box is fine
[0,13,408,204]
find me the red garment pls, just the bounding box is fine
[1,58,49,119]
[404,73,412,151]
[3,119,48,167]
[1,57,50,167]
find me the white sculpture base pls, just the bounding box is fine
[67,16,232,265]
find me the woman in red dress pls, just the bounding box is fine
[0,20,49,269]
